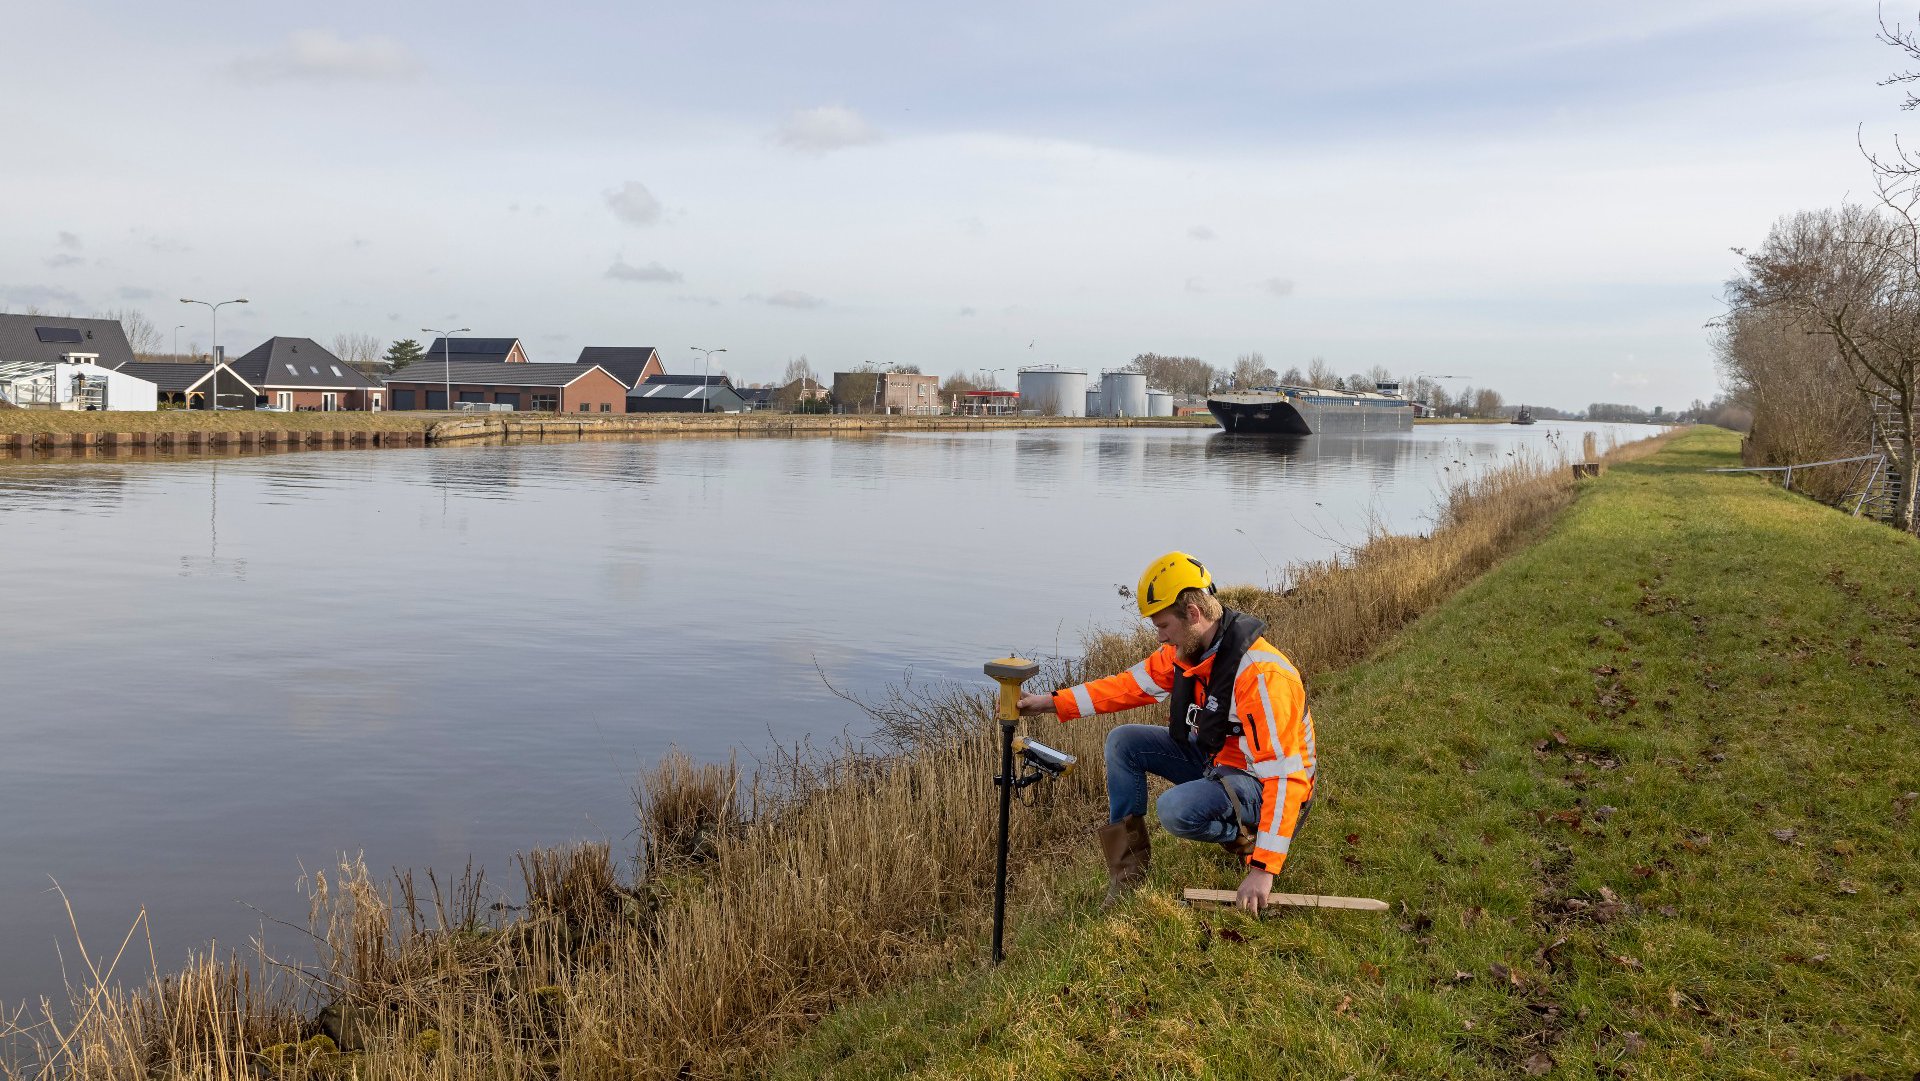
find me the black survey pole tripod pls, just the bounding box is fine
[984,657,1040,964]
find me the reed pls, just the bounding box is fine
[0,429,1674,1080]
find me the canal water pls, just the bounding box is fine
[0,422,1646,1005]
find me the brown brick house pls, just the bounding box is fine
[383,362,625,412]
[229,337,385,411]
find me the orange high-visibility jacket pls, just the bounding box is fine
[1051,637,1317,874]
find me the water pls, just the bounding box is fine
[0,421,1645,1005]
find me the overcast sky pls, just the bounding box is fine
[0,1,1902,407]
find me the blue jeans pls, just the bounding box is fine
[1104,723,1263,844]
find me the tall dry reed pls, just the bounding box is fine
[1,429,1675,1080]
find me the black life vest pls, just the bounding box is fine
[1166,607,1267,761]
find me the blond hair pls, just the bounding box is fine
[1171,586,1222,622]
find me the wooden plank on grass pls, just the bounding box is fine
[1183,888,1389,912]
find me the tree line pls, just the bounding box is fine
[1715,11,1920,531]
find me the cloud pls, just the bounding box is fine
[44,254,84,269]
[117,286,157,300]
[1610,371,1651,389]
[1188,225,1217,241]
[603,181,662,227]
[231,29,418,84]
[57,231,81,250]
[958,306,977,317]
[605,257,683,283]
[774,106,882,154]
[1263,277,1296,298]
[751,289,827,309]
[2,284,85,310]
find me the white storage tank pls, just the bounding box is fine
[1101,369,1148,418]
[1085,386,1104,417]
[1016,366,1087,417]
[1147,390,1174,417]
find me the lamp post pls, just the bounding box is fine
[690,346,726,413]
[424,326,471,412]
[179,297,248,409]
[173,324,186,362]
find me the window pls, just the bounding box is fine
[530,394,557,411]
[285,364,300,377]
[918,384,927,396]
[275,392,291,410]
[330,366,343,377]
[600,402,611,412]
[309,365,320,375]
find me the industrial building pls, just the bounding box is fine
[382,362,626,412]
[627,374,748,413]
[1016,366,1086,416]
[831,370,941,415]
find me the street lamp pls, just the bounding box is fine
[690,346,726,413]
[423,327,471,412]
[179,297,248,409]
[173,324,186,362]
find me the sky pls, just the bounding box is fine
[0,1,1904,408]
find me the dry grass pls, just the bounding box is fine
[0,428,1674,1081]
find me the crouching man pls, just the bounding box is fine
[1019,552,1317,915]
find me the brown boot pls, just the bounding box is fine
[1097,815,1151,907]
[1219,829,1255,861]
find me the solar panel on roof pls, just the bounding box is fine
[35,327,83,344]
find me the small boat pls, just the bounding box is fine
[1512,406,1536,425]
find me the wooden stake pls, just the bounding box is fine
[1183,888,1389,912]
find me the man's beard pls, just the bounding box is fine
[1174,629,1208,665]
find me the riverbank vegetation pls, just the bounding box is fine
[0,431,1667,1078]
[766,428,1918,1079]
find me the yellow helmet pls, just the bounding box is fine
[1136,551,1214,617]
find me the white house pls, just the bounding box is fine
[0,356,158,411]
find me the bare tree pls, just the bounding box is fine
[1366,364,1396,387]
[1132,353,1217,396]
[1229,351,1276,389]
[331,332,385,373]
[1305,356,1336,388]
[1729,204,1919,528]
[1278,366,1305,385]
[1716,306,1870,502]
[102,307,163,357]
[1473,387,1505,417]
[781,355,816,386]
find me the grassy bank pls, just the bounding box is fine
[1,430,1666,1080]
[767,428,1920,1079]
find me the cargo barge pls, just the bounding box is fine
[1207,385,1416,435]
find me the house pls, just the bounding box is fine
[627,374,747,413]
[110,361,259,409]
[0,313,138,369]
[0,356,158,411]
[832,370,941,415]
[737,385,776,411]
[420,337,530,365]
[575,346,665,389]
[382,361,626,412]
[229,337,384,411]
[739,377,830,412]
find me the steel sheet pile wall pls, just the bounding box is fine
[1016,366,1087,417]
[1101,370,1148,418]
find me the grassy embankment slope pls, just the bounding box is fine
[769,428,1919,1079]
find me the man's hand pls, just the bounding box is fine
[1235,866,1275,915]
[1017,693,1056,716]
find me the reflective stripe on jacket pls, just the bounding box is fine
[1052,638,1317,874]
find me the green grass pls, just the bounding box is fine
[764,429,1920,1080]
